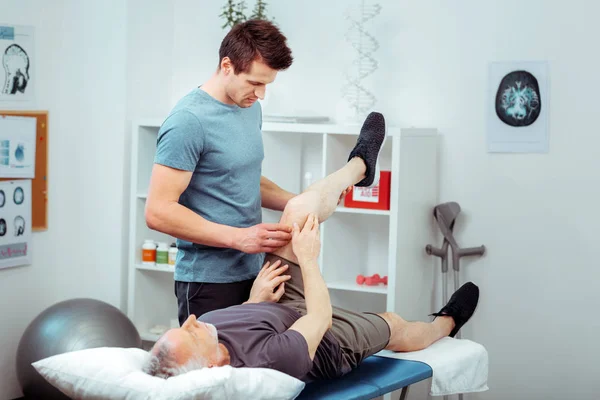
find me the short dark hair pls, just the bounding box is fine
[219,19,293,74]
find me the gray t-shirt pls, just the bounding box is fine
[154,88,265,283]
[199,302,344,381]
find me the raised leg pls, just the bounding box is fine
[272,112,386,264]
[271,157,366,263]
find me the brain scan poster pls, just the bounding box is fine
[0,179,31,270]
[487,61,549,153]
[0,115,37,179]
[0,24,34,103]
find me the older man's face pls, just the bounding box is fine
[155,314,221,368]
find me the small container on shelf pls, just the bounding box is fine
[168,243,178,266]
[156,242,169,267]
[141,239,156,265]
[344,170,391,210]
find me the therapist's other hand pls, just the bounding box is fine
[234,223,292,254]
[246,259,291,304]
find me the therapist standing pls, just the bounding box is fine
[145,20,295,324]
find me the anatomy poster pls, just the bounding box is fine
[0,179,31,270]
[487,61,549,153]
[0,24,34,103]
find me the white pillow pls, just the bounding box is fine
[32,347,305,400]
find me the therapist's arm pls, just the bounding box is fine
[145,164,291,253]
[261,175,296,212]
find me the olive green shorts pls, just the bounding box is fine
[265,253,391,373]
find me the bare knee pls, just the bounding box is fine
[378,312,406,333]
[379,312,425,352]
[279,191,320,229]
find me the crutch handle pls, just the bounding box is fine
[425,244,446,258]
[459,245,486,257]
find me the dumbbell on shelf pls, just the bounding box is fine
[356,273,388,286]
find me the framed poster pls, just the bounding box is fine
[0,111,48,231]
[0,179,31,270]
[487,61,549,153]
[0,24,35,103]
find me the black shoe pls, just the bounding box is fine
[430,282,479,338]
[347,111,386,187]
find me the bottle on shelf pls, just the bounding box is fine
[156,242,169,267]
[304,172,313,191]
[141,239,157,265]
[168,243,178,266]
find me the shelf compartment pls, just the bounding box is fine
[321,213,390,289]
[131,269,178,346]
[134,125,160,195]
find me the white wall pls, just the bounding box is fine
[381,2,600,399]
[166,1,600,399]
[0,1,128,398]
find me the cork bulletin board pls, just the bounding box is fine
[0,111,48,231]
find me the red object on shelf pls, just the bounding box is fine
[356,273,388,286]
[344,171,391,210]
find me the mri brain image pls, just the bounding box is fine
[2,44,30,95]
[14,216,24,236]
[13,186,24,205]
[0,189,5,207]
[0,218,6,237]
[495,70,541,127]
[15,143,25,162]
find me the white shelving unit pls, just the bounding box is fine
[127,118,439,342]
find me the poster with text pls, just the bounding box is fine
[487,61,549,153]
[0,115,37,178]
[0,24,35,103]
[0,179,31,270]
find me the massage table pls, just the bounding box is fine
[296,355,431,400]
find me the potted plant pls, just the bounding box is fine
[219,0,274,29]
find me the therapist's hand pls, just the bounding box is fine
[245,259,291,304]
[234,223,292,254]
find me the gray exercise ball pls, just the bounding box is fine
[16,298,142,400]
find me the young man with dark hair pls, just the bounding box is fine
[146,20,313,323]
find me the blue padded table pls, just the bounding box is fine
[296,355,433,400]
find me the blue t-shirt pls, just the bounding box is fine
[154,88,265,283]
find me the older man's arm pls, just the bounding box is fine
[287,214,332,360]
